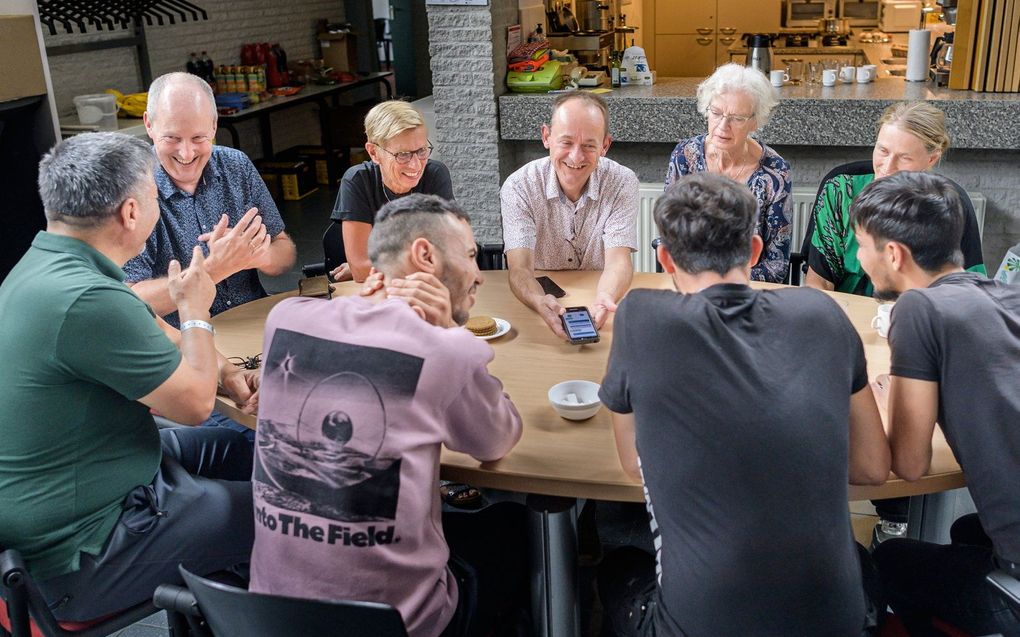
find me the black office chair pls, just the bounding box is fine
[476,243,507,271]
[987,569,1020,613]
[154,566,408,637]
[301,221,347,280]
[0,547,158,637]
[787,159,873,286]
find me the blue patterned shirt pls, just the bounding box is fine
[665,134,792,283]
[124,145,285,326]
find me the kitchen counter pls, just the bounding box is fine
[498,76,1020,149]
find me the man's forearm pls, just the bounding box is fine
[508,267,546,312]
[177,305,220,403]
[260,235,297,276]
[130,278,176,316]
[596,256,633,304]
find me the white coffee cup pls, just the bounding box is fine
[871,303,894,338]
[856,66,871,83]
[839,65,855,83]
[863,64,878,81]
[770,69,790,87]
[822,69,837,86]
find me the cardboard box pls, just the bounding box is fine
[318,32,358,74]
[256,160,319,201]
[0,16,47,103]
[278,145,346,186]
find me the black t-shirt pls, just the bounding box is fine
[600,285,869,637]
[890,271,1020,563]
[330,160,454,225]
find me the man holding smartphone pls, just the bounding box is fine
[598,173,889,637]
[500,92,639,340]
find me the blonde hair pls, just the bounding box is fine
[364,100,426,146]
[877,102,950,154]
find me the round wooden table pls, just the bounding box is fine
[213,270,962,502]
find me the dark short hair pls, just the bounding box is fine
[550,92,609,137]
[37,132,155,227]
[368,194,471,267]
[654,172,757,276]
[850,171,963,272]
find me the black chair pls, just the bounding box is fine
[301,221,346,280]
[787,159,873,286]
[154,566,408,637]
[987,569,1020,613]
[0,547,158,637]
[476,242,506,271]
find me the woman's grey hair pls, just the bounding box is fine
[38,132,156,227]
[146,72,218,124]
[696,63,779,127]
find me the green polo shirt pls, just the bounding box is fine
[0,232,181,580]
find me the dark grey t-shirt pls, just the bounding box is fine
[330,160,454,225]
[600,284,869,637]
[890,271,1020,563]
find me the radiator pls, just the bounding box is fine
[632,183,986,276]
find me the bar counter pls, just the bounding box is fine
[498,77,1020,149]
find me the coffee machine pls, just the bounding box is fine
[930,0,956,85]
[545,0,621,71]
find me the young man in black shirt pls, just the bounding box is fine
[598,172,890,637]
[852,171,1020,637]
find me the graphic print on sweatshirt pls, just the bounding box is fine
[254,328,424,523]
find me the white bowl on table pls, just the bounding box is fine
[548,380,602,421]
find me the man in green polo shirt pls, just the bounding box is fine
[0,132,258,621]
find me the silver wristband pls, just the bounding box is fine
[180,319,215,335]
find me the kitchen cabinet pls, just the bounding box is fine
[644,0,781,76]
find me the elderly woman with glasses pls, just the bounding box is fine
[330,100,453,282]
[665,63,792,283]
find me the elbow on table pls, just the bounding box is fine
[892,458,927,483]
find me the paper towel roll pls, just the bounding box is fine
[906,29,931,82]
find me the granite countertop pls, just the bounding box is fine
[499,76,1020,149]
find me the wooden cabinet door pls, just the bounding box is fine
[654,34,719,76]
[717,33,739,67]
[655,0,716,34]
[717,0,782,35]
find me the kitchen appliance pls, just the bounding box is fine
[784,0,836,27]
[818,16,851,34]
[930,30,953,85]
[936,0,958,25]
[878,0,923,32]
[575,0,609,34]
[746,33,773,75]
[544,0,618,72]
[838,0,880,27]
[546,0,579,34]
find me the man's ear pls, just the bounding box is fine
[408,237,438,274]
[887,241,912,272]
[656,243,676,274]
[541,124,552,150]
[117,196,140,231]
[365,142,381,164]
[747,234,764,270]
[601,134,613,157]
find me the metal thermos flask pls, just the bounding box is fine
[746,34,772,75]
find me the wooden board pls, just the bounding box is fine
[951,0,982,89]
[971,0,997,91]
[1005,0,1020,90]
[984,0,1004,90]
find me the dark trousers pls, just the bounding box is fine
[873,513,1020,637]
[441,502,529,637]
[38,427,255,622]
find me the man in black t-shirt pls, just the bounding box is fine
[598,172,890,637]
[852,171,1020,637]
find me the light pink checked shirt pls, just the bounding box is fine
[500,157,639,270]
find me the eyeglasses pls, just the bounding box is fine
[378,142,433,164]
[706,108,755,126]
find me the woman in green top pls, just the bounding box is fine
[805,102,986,296]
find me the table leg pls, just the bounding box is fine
[258,113,273,160]
[527,495,580,637]
[906,489,977,543]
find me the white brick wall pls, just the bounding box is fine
[427,0,517,243]
[44,0,344,157]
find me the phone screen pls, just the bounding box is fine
[562,307,598,342]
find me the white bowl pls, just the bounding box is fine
[548,380,602,421]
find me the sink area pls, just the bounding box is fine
[886,68,907,76]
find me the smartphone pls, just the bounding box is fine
[536,276,566,298]
[560,306,600,345]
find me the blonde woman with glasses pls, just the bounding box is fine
[664,63,792,283]
[330,100,453,282]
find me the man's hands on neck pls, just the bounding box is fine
[359,268,456,328]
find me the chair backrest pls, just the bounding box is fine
[179,567,409,637]
[323,221,346,274]
[475,242,506,271]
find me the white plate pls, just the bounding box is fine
[477,317,511,341]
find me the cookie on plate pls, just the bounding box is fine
[465,315,498,337]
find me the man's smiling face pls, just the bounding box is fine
[145,88,216,194]
[540,97,610,202]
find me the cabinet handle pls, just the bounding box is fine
[719,37,736,44]
[696,27,713,35]
[696,37,714,45]
[719,27,737,35]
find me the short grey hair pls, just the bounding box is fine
[696,63,779,127]
[367,194,470,269]
[146,72,218,124]
[38,132,156,227]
